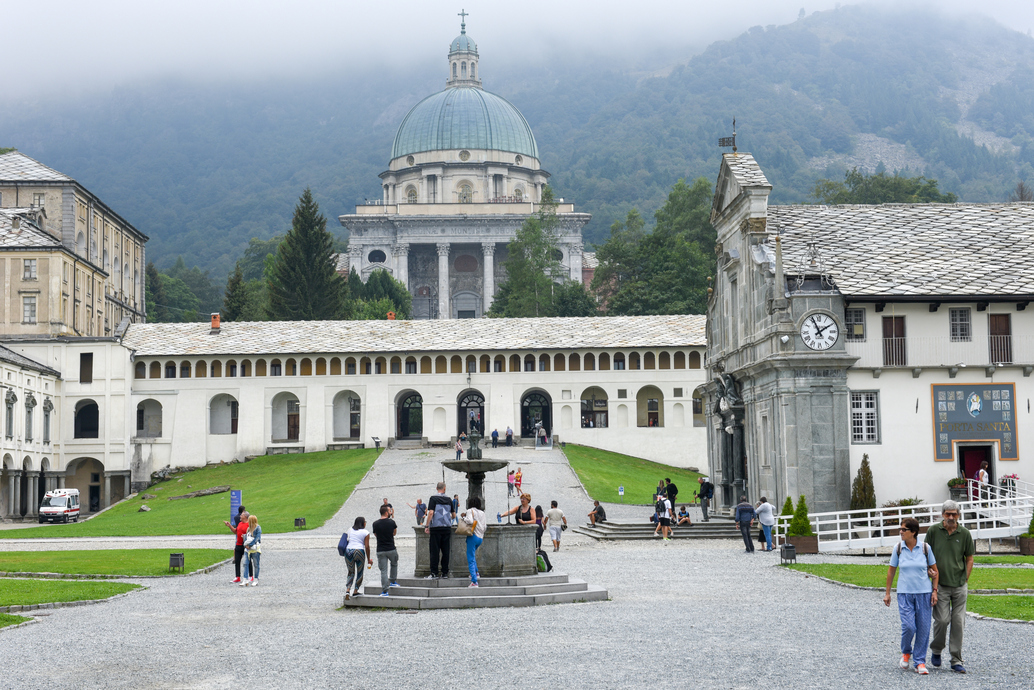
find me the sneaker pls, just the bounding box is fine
[951,665,966,674]
[469,582,479,587]
[344,592,350,601]
[899,654,911,670]
[389,581,400,588]
[440,573,449,579]
[250,580,258,587]
[916,664,928,675]
[238,580,248,587]
[424,574,438,580]
[930,654,941,668]
[353,592,362,598]
[379,591,390,597]
[231,578,241,583]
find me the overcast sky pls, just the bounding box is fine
[10,0,1034,99]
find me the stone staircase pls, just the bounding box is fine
[390,439,426,450]
[342,573,608,609]
[572,518,741,541]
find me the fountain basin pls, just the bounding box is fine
[413,524,538,578]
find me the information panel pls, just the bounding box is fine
[932,383,1018,461]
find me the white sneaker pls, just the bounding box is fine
[238,580,248,587]
[899,654,911,670]
[250,580,258,587]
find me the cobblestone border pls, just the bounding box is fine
[778,566,1034,625]
[0,585,145,615]
[0,558,231,581]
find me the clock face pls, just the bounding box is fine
[800,313,840,351]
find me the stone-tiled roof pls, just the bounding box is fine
[0,345,61,377]
[0,152,72,182]
[723,152,770,188]
[768,203,1034,297]
[121,315,706,356]
[0,209,61,249]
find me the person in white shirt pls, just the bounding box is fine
[754,497,777,552]
[544,500,568,552]
[460,497,487,587]
[340,516,371,600]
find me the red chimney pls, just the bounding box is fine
[387,311,396,320]
[210,313,221,331]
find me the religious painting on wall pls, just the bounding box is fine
[931,383,1018,461]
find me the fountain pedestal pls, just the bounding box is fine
[413,524,538,577]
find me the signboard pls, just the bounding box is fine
[230,490,242,525]
[618,486,624,496]
[932,384,1017,461]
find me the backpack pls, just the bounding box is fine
[896,541,931,560]
[337,532,349,557]
[430,501,452,529]
[655,499,667,515]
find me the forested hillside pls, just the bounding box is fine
[2,4,1033,280]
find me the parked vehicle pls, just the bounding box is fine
[39,488,80,524]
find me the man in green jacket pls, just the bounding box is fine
[924,499,975,674]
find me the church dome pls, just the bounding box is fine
[450,33,476,53]
[391,87,539,160]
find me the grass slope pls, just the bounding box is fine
[785,563,1034,590]
[0,449,379,539]
[973,556,1034,566]
[0,549,227,577]
[564,444,704,505]
[0,580,140,607]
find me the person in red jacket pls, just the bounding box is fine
[224,508,250,583]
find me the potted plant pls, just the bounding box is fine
[1000,473,1019,497]
[1020,513,1034,556]
[786,494,818,554]
[947,477,968,503]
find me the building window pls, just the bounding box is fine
[80,353,94,383]
[459,184,473,203]
[405,360,417,374]
[617,389,627,399]
[391,360,401,374]
[43,403,51,443]
[33,192,45,207]
[881,316,906,366]
[673,388,683,398]
[22,296,37,324]
[850,391,880,443]
[845,308,865,341]
[24,406,32,441]
[406,188,417,203]
[23,259,37,280]
[5,399,14,439]
[271,362,282,376]
[949,308,971,342]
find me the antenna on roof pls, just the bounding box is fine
[718,118,737,153]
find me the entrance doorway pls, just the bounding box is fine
[458,391,485,436]
[520,390,551,438]
[959,444,993,487]
[397,393,423,438]
[89,485,100,513]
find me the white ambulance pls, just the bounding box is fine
[38,488,80,524]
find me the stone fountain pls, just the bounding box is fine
[413,428,538,577]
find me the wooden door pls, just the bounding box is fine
[989,314,1012,364]
[882,316,906,366]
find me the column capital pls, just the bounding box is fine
[481,242,496,256]
[392,243,410,256]
[348,246,363,258]
[436,242,451,257]
[570,242,584,254]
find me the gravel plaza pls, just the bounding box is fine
[1,448,1032,688]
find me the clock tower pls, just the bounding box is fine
[703,152,856,514]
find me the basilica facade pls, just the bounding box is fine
[339,20,590,319]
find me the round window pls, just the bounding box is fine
[368,250,387,263]
[459,150,471,162]
[455,255,479,272]
[406,155,415,166]
[515,155,523,165]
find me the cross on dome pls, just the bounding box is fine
[458,9,468,32]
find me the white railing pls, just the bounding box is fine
[845,335,1034,368]
[774,478,1033,552]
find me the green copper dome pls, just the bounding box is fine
[450,33,476,53]
[391,87,539,160]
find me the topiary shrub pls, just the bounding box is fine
[1025,512,1034,538]
[850,454,877,511]
[781,496,794,516]
[787,494,814,537]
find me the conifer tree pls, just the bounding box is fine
[489,187,564,317]
[850,454,877,511]
[788,494,814,537]
[145,262,169,322]
[266,189,348,321]
[222,262,249,322]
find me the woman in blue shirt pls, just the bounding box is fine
[884,517,939,675]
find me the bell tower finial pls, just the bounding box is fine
[458,8,468,32]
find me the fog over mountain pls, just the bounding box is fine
[5,2,1034,277]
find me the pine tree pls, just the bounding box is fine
[787,494,814,537]
[781,496,795,516]
[222,262,249,322]
[850,454,877,511]
[489,187,564,318]
[266,189,348,321]
[145,262,169,322]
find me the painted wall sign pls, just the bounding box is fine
[932,383,1018,461]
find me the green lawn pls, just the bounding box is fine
[968,595,1034,621]
[0,580,140,607]
[0,449,380,539]
[0,549,227,576]
[0,613,31,628]
[564,444,704,505]
[786,563,1034,590]
[973,555,1034,566]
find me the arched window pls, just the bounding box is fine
[435,356,447,373]
[179,361,191,378]
[644,352,656,370]
[569,353,581,371]
[471,62,476,78]
[584,353,596,371]
[360,357,371,375]
[524,354,535,372]
[256,359,267,376]
[466,355,476,373]
[674,352,686,369]
[240,360,251,377]
[581,387,608,428]
[480,355,490,373]
[315,358,326,375]
[301,358,313,376]
[509,354,521,372]
[599,353,611,370]
[329,358,341,375]
[391,356,402,374]
[461,61,467,77]
[689,351,702,369]
[345,357,357,375]
[659,352,671,370]
[149,362,161,379]
[452,62,457,78]
[539,354,550,372]
[285,358,298,376]
[213,360,224,378]
[368,250,386,263]
[494,355,506,372]
[459,184,473,203]
[420,356,432,374]
[270,359,283,376]
[407,357,419,374]
[406,188,417,204]
[136,399,162,438]
[629,352,641,370]
[74,400,100,439]
[554,354,566,371]
[637,386,664,428]
[375,356,386,374]
[134,362,146,379]
[613,352,626,370]
[165,362,176,378]
[195,360,207,378]
[451,356,462,373]
[210,394,239,435]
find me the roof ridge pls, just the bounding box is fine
[0,151,73,182]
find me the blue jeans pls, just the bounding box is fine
[898,592,932,665]
[466,534,483,583]
[242,552,250,579]
[248,552,261,579]
[761,524,773,551]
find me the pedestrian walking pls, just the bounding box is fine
[924,500,974,674]
[372,504,399,597]
[491,428,499,448]
[339,516,372,601]
[734,496,756,553]
[381,498,394,519]
[754,497,776,552]
[241,514,261,586]
[507,470,516,497]
[653,494,672,541]
[884,517,939,675]
[224,507,250,584]
[665,478,678,512]
[976,461,990,502]
[514,467,523,494]
[407,498,426,526]
[505,426,513,446]
[696,477,714,521]
[423,482,454,579]
[544,500,567,552]
[534,505,545,550]
[460,497,486,587]
[452,494,460,526]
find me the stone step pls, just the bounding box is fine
[343,583,609,609]
[362,580,589,597]
[395,573,571,588]
[574,523,741,540]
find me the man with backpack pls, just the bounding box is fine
[654,494,672,541]
[697,476,714,521]
[734,495,756,553]
[423,482,455,579]
[665,478,678,516]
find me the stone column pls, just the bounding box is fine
[382,184,389,205]
[124,474,131,499]
[437,243,450,319]
[393,243,410,290]
[12,471,21,517]
[482,242,496,315]
[569,242,584,283]
[348,246,362,278]
[103,473,112,509]
[27,473,37,517]
[58,474,65,489]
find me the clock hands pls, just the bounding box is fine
[810,316,834,338]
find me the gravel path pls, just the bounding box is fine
[1,449,1031,687]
